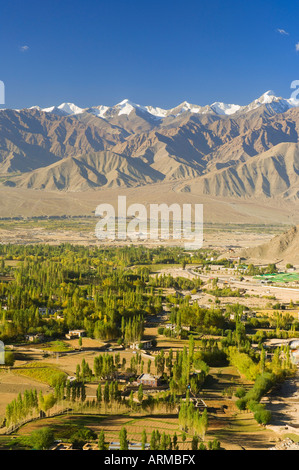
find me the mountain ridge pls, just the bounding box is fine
[23,90,298,119]
[2,91,299,196]
[239,225,299,264]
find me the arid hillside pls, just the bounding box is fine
[240,225,299,264]
[2,94,299,219]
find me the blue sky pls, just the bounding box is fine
[1,0,299,109]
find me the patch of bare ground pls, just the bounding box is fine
[265,369,299,438]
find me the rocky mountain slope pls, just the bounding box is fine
[240,225,299,264]
[2,91,299,195]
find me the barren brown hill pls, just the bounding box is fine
[6,150,164,191]
[177,142,299,199]
[0,108,126,174]
[240,225,299,264]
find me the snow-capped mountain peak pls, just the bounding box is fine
[22,90,299,120]
[86,105,110,118]
[257,90,277,104]
[57,102,84,115]
[41,102,84,116]
[114,99,140,116]
[145,105,168,118]
[210,102,243,115]
[249,90,280,109]
[246,90,294,114]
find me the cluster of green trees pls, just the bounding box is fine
[25,425,97,450]
[96,381,121,405]
[93,351,145,381]
[149,273,202,291]
[5,377,91,429]
[149,429,175,450]
[195,339,228,367]
[178,400,208,439]
[229,340,295,426]
[228,342,294,382]
[0,244,212,345]
[167,303,226,334]
[122,314,144,344]
[5,389,38,428]
[206,283,242,298]
[248,313,299,337]
[245,263,278,276]
[5,387,68,428]
[165,339,210,394]
[93,354,117,380]
[191,437,221,450]
[235,372,277,425]
[227,346,259,381]
[76,358,93,382]
[65,381,87,403]
[98,427,177,451]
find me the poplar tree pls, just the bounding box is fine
[119,427,128,450]
[98,430,106,450]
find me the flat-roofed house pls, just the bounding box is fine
[136,373,161,387]
[65,329,86,339]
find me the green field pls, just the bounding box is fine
[13,362,67,386]
[254,273,299,283]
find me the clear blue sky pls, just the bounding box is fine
[1,0,299,109]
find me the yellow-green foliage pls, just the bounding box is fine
[228,347,259,381]
[14,362,66,386]
[41,341,72,352]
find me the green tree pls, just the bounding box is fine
[129,390,134,410]
[81,383,86,402]
[103,381,110,404]
[119,427,128,450]
[40,393,56,413]
[191,435,199,450]
[71,427,96,450]
[138,384,143,403]
[141,429,147,450]
[211,439,221,450]
[198,408,208,440]
[76,364,81,382]
[98,430,106,450]
[150,430,157,450]
[96,384,102,403]
[4,351,15,367]
[30,427,55,450]
[173,432,178,450]
[189,336,195,363]
[254,408,272,425]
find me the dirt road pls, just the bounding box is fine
[266,370,299,437]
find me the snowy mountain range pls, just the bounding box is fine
[3,89,299,200]
[26,90,298,120]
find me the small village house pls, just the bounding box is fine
[130,340,152,350]
[65,329,86,340]
[136,373,161,387]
